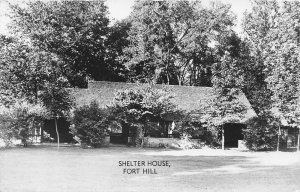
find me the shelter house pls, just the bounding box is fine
[70,81,257,148]
[270,108,300,150]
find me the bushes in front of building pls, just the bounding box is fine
[70,84,246,149]
[0,111,14,147]
[69,85,179,148]
[110,85,178,147]
[0,103,47,147]
[243,112,280,150]
[174,112,222,148]
[70,101,115,147]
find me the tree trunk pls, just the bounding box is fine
[177,75,182,86]
[166,71,170,85]
[297,130,300,152]
[40,122,44,143]
[277,126,280,152]
[222,125,225,150]
[135,125,144,148]
[55,117,60,149]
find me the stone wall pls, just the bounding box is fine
[143,137,202,148]
[238,140,248,150]
[103,136,110,146]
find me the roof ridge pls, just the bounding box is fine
[88,80,214,89]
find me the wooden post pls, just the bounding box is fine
[297,129,300,152]
[40,122,44,143]
[54,117,60,149]
[222,125,225,150]
[277,126,280,152]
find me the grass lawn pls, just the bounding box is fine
[0,145,300,192]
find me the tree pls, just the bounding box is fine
[124,0,235,85]
[211,92,247,150]
[241,0,280,114]
[0,38,66,104]
[40,81,74,148]
[0,102,48,147]
[8,1,124,87]
[105,20,131,82]
[0,35,18,106]
[242,0,300,151]
[197,51,247,150]
[0,34,75,147]
[111,85,177,147]
[0,44,74,148]
[263,1,300,151]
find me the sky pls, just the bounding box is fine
[105,0,253,21]
[0,0,253,35]
[106,0,253,34]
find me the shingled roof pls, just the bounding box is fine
[69,81,257,123]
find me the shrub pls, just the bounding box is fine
[243,112,281,150]
[70,101,111,147]
[0,112,13,147]
[110,85,178,147]
[0,102,47,147]
[175,113,221,147]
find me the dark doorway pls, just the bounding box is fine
[43,118,74,143]
[286,127,299,148]
[224,123,245,148]
[110,123,129,144]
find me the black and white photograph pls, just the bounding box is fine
[0,0,300,191]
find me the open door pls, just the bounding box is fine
[43,118,74,143]
[224,123,245,148]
